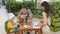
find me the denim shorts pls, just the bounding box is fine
[13,27,18,32]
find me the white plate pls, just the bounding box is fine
[32,27,40,28]
[24,25,30,28]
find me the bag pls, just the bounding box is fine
[50,13,60,32]
[5,21,18,33]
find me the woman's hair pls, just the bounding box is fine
[41,1,54,17]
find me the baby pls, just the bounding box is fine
[5,13,20,33]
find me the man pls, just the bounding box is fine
[18,5,33,24]
[18,5,33,34]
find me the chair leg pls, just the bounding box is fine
[15,31,23,34]
[15,32,19,34]
[35,31,37,34]
[27,32,30,34]
[7,32,11,34]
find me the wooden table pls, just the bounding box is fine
[19,23,42,34]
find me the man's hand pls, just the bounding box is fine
[18,15,24,19]
[28,15,32,20]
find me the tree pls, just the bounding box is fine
[23,0,25,2]
[35,0,37,8]
[32,0,34,2]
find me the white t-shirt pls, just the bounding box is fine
[42,12,51,34]
[42,12,50,26]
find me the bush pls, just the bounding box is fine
[6,1,60,18]
[49,2,60,32]
[6,1,35,15]
[49,2,60,10]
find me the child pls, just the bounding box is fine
[5,13,20,34]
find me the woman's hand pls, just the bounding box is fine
[40,22,43,28]
[40,20,46,28]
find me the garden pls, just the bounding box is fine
[5,0,60,32]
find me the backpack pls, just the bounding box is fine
[50,13,60,32]
[5,21,18,33]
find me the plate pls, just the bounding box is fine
[24,25,30,28]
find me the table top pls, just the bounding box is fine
[19,22,41,30]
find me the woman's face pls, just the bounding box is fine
[41,6,45,10]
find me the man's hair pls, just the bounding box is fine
[22,5,28,9]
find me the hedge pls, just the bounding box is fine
[6,1,60,18]
[6,1,36,15]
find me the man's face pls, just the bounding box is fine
[21,8,27,13]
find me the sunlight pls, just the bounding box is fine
[16,0,23,2]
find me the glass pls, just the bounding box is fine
[32,19,40,27]
[27,20,31,26]
[20,15,27,25]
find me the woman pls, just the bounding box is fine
[40,1,55,34]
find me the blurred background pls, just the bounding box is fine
[0,0,60,19]
[0,0,60,34]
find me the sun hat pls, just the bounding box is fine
[8,13,15,20]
